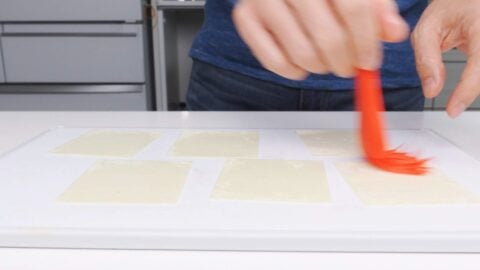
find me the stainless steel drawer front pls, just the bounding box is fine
[0,25,5,83]
[0,0,142,22]
[0,85,143,94]
[0,85,148,111]
[1,24,145,83]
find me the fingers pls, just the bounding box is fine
[374,0,410,42]
[233,1,308,80]
[286,0,354,77]
[411,15,446,99]
[331,0,382,70]
[259,0,328,75]
[445,16,480,118]
[233,0,407,80]
[446,52,480,118]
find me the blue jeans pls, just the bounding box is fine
[186,60,425,111]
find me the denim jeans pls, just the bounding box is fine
[186,60,425,111]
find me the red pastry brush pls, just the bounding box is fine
[355,69,429,175]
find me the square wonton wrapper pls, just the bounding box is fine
[58,160,192,204]
[170,131,259,158]
[211,159,330,203]
[297,130,361,157]
[336,161,480,205]
[51,130,162,158]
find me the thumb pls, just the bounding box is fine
[446,52,480,118]
[446,24,480,118]
[411,19,446,99]
[375,0,410,42]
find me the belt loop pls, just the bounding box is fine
[298,89,304,110]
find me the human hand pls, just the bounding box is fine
[232,0,409,80]
[412,0,480,118]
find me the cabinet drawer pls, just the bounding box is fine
[434,61,480,109]
[1,24,145,83]
[0,0,142,22]
[0,85,149,111]
[0,26,4,83]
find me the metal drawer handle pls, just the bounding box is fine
[0,85,144,94]
[1,32,138,38]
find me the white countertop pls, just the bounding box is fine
[1,111,479,268]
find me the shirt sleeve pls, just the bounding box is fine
[228,0,238,5]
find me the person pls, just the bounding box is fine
[187,0,480,118]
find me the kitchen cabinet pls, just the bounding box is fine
[1,24,145,83]
[0,0,142,22]
[153,1,205,110]
[0,25,5,83]
[0,85,148,111]
[0,0,153,111]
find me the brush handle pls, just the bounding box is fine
[355,69,387,158]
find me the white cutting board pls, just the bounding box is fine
[0,127,480,252]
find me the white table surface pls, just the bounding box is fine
[1,111,479,269]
